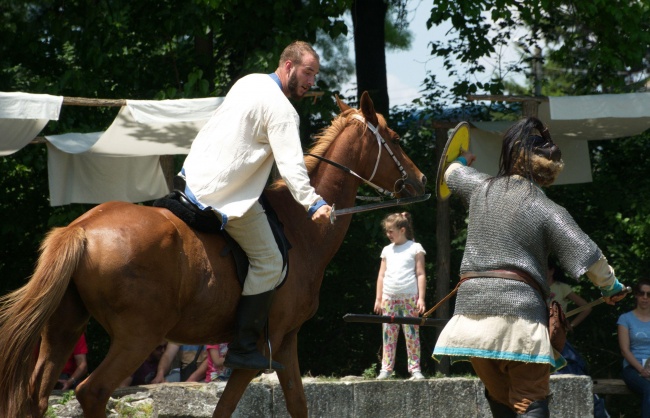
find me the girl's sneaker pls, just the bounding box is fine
[376,371,393,380]
[409,371,425,380]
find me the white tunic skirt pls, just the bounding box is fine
[433,314,564,370]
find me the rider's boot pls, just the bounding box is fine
[224,290,284,371]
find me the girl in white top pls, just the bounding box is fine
[374,212,426,380]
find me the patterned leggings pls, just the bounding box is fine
[380,294,421,373]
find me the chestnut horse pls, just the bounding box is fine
[0,92,426,418]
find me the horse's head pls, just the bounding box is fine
[333,91,427,198]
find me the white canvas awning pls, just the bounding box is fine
[0,92,63,156]
[0,92,223,205]
[470,93,650,184]
[2,91,649,205]
[43,98,222,205]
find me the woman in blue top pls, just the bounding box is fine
[618,278,650,418]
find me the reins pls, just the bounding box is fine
[304,113,409,199]
[304,153,396,198]
[350,114,408,184]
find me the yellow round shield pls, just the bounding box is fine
[436,122,470,201]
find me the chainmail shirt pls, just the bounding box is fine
[448,165,602,324]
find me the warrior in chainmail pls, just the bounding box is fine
[432,117,625,418]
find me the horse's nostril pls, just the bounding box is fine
[421,175,427,186]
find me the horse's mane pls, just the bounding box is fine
[268,108,388,190]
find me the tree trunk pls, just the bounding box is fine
[351,0,389,116]
[195,30,214,92]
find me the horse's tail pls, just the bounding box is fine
[0,226,86,418]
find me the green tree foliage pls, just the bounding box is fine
[425,0,650,97]
[0,0,350,99]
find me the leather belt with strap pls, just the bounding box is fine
[460,269,546,299]
[422,269,546,321]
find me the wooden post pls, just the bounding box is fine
[159,155,175,192]
[522,100,540,118]
[434,126,451,375]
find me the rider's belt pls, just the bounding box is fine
[176,190,218,220]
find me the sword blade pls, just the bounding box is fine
[565,298,606,318]
[565,286,632,318]
[330,194,431,223]
[343,313,448,328]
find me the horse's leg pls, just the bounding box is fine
[32,287,90,417]
[275,330,308,418]
[213,369,259,417]
[75,333,163,418]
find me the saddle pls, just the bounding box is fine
[152,177,291,288]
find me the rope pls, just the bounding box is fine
[421,278,470,323]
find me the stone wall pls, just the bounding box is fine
[48,374,593,418]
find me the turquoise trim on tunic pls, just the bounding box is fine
[433,347,566,372]
[433,347,555,365]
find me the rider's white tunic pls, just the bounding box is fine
[183,73,320,221]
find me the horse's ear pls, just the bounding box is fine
[335,94,352,112]
[359,91,379,126]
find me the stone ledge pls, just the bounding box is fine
[48,374,593,417]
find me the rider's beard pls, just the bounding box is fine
[287,71,303,100]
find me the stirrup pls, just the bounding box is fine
[264,338,274,374]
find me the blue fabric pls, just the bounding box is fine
[554,342,610,418]
[555,341,588,375]
[455,156,468,166]
[622,364,650,418]
[600,279,624,297]
[618,311,650,368]
[433,346,556,365]
[268,72,282,89]
[179,168,228,228]
[307,198,328,217]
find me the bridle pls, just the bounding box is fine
[305,113,409,198]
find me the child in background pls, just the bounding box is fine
[374,212,426,380]
[206,343,231,382]
[54,333,88,390]
[547,259,592,329]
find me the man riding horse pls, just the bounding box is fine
[179,41,332,371]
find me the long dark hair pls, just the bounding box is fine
[634,278,650,294]
[497,116,548,180]
[548,258,571,284]
[485,117,563,194]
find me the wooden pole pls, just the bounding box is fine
[62,97,126,107]
[159,156,176,192]
[522,100,540,117]
[434,126,451,376]
[59,91,323,108]
[466,94,547,103]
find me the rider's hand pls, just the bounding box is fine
[311,204,332,224]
